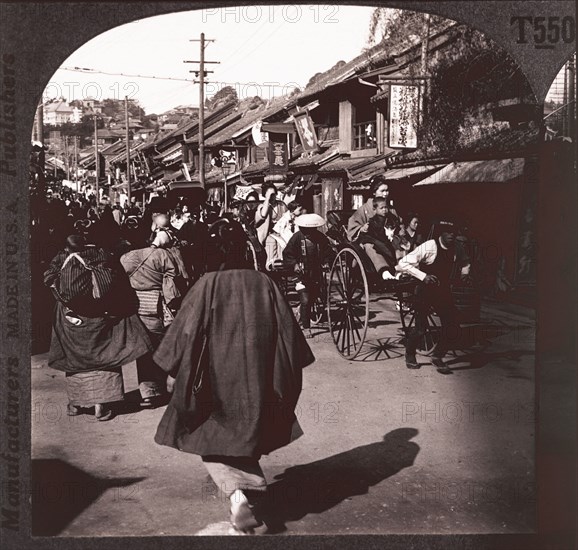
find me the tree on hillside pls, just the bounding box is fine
[205,85,239,110]
[367,8,535,155]
[43,115,105,147]
[101,98,145,120]
[142,114,159,130]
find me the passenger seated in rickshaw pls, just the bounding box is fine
[347,175,400,280]
[264,200,304,270]
[272,200,304,247]
[357,198,399,280]
[393,213,424,260]
[283,213,333,338]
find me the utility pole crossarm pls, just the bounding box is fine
[184,34,218,190]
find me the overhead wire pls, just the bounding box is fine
[218,6,279,66]
[215,15,291,82]
[57,66,195,82]
[56,65,301,92]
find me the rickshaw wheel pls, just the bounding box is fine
[328,248,369,359]
[245,238,260,270]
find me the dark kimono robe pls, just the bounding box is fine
[44,250,153,373]
[154,269,315,458]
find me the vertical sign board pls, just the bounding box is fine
[268,132,289,174]
[293,111,319,152]
[388,84,420,149]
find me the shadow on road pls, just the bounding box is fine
[32,459,145,536]
[355,337,404,362]
[264,427,419,533]
[447,349,534,372]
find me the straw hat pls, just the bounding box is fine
[295,213,325,228]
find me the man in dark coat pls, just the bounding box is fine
[154,220,315,534]
[283,213,333,336]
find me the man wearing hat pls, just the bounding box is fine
[283,213,333,337]
[396,220,470,374]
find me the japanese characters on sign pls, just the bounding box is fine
[388,84,420,149]
[293,111,319,152]
[268,132,289,173]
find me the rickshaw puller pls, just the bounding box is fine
[396,221,470,374]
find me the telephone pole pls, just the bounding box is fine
[94,115,99,201]
[74,135,79,193]
[64,135,70,180]
[185,34,219,189]
[568,54,575,141]
[125,96,131,203]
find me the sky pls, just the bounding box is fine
[44,5,376,115]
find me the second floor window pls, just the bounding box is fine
[353,121,377,150]
[353,101,376,150]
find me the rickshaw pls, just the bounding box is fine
[324,210,479,360]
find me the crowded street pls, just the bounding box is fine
[21,2,576,542]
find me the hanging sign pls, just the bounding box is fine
[388,84,420,149]
[181,163,191,181]
[293,111,319,151]
[252,121,269,148]
[268,132,289,174]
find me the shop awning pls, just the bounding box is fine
[153,143,183,162]
[166,181,204,192]
[414,158,525,186]
[285,174,319,195]
[346,163,445,189]
[110,183,128,191]
[383,164,446,181]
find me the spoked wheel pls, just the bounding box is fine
[245,238,260,270]
[328,248,369,359]
[311,271,329,326]
[399,297,441,356]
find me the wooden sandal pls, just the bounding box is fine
[95,404,114,421]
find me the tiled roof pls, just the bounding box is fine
[185,109,244,146]
[241,159,269,175]
[100,140,125,156]
[320,153,397,181]
[141,103,238,154]
[293,22,458,105]
[170,102,237,140]
[96,129,125,139]
[109,141,148,164]
[290,145,341,169]
[44,101,74,113]
[205,98,292,147]
[317,156,361,172]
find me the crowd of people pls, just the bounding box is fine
[32,173,472,533]
[32,179,318,533]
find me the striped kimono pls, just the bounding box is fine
[120,246,186,398]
